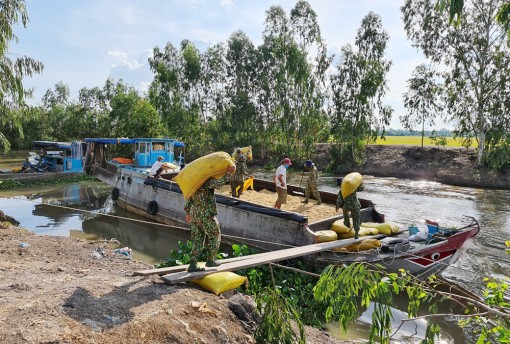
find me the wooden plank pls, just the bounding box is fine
[161,237,372,284]
[133,251,277,276]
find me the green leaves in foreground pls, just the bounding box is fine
[254,287,305,344]
[313,264,438,344]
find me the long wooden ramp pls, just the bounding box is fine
[134,251,277,276]
[160,236,375,284]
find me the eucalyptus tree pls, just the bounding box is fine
[257,5,295,155]
[257,1,330,160]
[211,30,262,153]
[290,0,332,159]
[330,12,393,164]
[402,0,510,166]
[437,0,510,39]
[401,64,442,147]
[1,0,43,151]
[148,41,205,156]
[40,82,71,141]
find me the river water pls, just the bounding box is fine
[0,169,508,343]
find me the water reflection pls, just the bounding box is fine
[0,182,190,264]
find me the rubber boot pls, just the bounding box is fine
[301,199,309,204]
[205,258,222,267]
[188,261,205,272]
[343,219,351,228]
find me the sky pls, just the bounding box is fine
[10,0,449,130]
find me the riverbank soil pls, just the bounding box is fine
[315,144,510,189]
[0,226,342,344]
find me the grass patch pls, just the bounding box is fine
[374,136,477,147]
[0,174,96,190]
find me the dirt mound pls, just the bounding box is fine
[0,226,342,344]
[315,144,510,190]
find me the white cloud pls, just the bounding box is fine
[220,0,234,9]
[107,50,144,70]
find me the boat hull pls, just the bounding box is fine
[91,164,479,277]
[307,221,479,276]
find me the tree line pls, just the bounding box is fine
[2,0,510,171]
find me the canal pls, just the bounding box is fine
[0,168,508,343]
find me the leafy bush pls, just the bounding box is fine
[483,144,510,171]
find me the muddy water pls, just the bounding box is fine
[0,170,508,343]
[0,182,189,264]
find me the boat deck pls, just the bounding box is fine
[216,185,337,224]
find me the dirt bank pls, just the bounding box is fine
[315,144,510,189]
[0,225,342,344]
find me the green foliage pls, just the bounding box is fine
[155,241,194,267]
[313,264,441,343]
[401,64,442,147]
[0,174,95,190]
[254,287,306,344]
[403,0,510,165]
[429,130,448,146]
[327,141,366,173]
[459,277,510,343]
[0,0,44,151]
[330,12,393,164]
[483,144,510,171]
[155,240,227,268]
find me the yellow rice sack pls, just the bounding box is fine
[315,230,338,243]
[347,239,382,252]
[192,272,247,295]
[163,162,178,170]
[242,176,254,192]
[173,152,235,200]
[232,145,253,161]
[341,172,363,198]
[338,227,379,239]
[330,220,353,234]
[361,222,393,235]
[390,223,401,234]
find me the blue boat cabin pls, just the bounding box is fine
[32,141,85,173]
[84,138,185,168]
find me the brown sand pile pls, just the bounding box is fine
[217,186,338,224]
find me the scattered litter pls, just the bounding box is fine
[96,247,106,257]
[82,318,103,332]
[91,247,106,259]
[104,315,121,324]
[114,247,132,259]
[19,243,30,248]
[91,251,104,259]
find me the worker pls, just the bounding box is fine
[335,177,364,239]
[149,156,174,178]
[230,148,251,198]
[274,157,292,209]
[185,164,236,272]
[301,160,321,205]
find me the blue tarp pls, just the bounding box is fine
[84,138,135,144]
[32,141,73,149]
[84,138,185,147]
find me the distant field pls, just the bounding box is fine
[374,136,477,147]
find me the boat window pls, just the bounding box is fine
[152,142,165,151]
[138,142,147,153]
